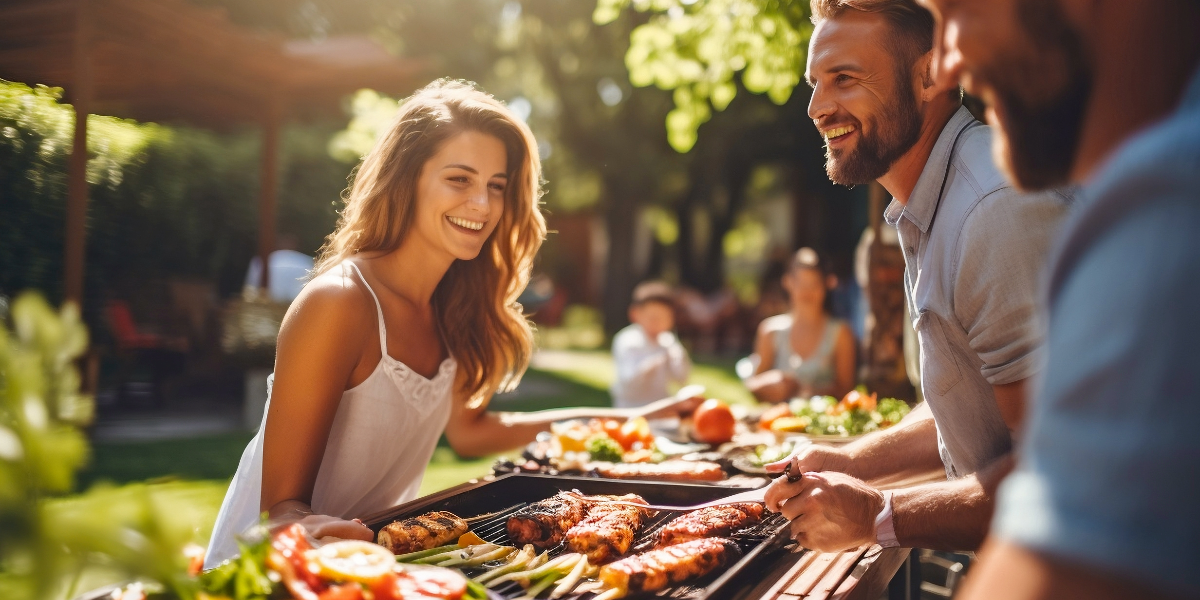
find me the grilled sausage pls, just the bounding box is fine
[657,503,764,547]
[506,491,595,549]
[377,511,468,554]
[565,494,650,563]
[599,537,741,597]
[590,460,725,482]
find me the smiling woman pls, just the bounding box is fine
[202,80,641,569]
[205,80,695,569]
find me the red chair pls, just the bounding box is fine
[107,300,188,407]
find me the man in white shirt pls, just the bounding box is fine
[610,281,691,409]
[244,234,314,303]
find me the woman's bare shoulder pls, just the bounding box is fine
[280,267,375,338]
[758,313,792,334]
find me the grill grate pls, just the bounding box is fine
[447,497,789,599]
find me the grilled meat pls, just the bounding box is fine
[590,460,725,482]
[506,491,596,549]
[377,511,468,555]
[565,494,651,563]
[599,537,741,597]
[657,503,764,547]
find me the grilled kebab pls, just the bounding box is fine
[657,503,764,547]
[564,494,651,563]
[377,511,468,554]
[506,491,596,549]
[599,537,741,597]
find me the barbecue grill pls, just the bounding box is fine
[362,473,796,600]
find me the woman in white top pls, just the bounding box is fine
[745,248,857,403]
[206,80,656,566]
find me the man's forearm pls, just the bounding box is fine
[890,453,1013,552]
[843,405,944,484]
[891,474,991,551]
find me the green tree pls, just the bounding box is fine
[594,0,813,152]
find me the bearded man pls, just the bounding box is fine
[762,0,1073,553]
[915,0,1200,598]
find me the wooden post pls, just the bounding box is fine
[256,96,282,294]
[63,0,93,308]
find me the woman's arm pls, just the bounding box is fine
[746,319,799,403]
[443,382,706,458]
[829,323,858,398]
[259,277,375,540]
[751,321,776,376]
[443,383,632,458]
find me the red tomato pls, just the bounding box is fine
[615,417,652,451]
[371,573,404,600]
[602,419,623,439]
[392,568,468,600]
[692,399,736,444]
[318,584,364,600]
[758,403,792,430]
[271,523,325,595]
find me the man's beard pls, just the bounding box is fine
[824,71,923,186]
[985,0,1092,190]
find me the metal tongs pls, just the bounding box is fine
[561,462,805,512]
[561,487,769,513]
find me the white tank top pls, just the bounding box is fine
[204,261,457,568]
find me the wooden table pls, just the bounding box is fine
[719,466,944,600]
[725,543,912,600]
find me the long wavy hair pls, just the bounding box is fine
[314,79,546,405]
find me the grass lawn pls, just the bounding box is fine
[75,350,751,541]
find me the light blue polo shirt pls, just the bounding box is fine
[993,66,1200,596]
[884,107,1072,479]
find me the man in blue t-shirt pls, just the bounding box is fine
[918,0,1200,597]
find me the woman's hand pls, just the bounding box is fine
[268,500,374,543]
[746,369,800,403]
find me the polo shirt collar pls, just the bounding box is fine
[884,106,977,233]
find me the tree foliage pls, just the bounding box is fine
[0,80,345,317]
[594,0,812,151]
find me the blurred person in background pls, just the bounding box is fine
[744,247,856,402]
[205,80,687,568]
[915,0,1200,598]
[610,281,692,409]
[762,0,1072,553]
[243,233,314,303]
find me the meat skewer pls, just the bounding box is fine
[377,510,468,554]
[565,494,651,563]
[657,503,764,547]
[599,537,741,597]
[506,491,596,549]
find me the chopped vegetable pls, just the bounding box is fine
[458,531,487,547]
[586,434,624,462]
[474,545,535,584]
[549,555,590,599]
[394,543,461,563]
[308,540,394,583]
[763,390,911,437]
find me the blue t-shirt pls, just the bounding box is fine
[992,66,1200,596]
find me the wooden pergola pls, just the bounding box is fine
[0,0,426,307]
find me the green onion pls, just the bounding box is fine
[394,543,460,562]
[549,555,589,599]
[475,547,533,584]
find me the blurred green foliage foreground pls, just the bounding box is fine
[0,293,215,600]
